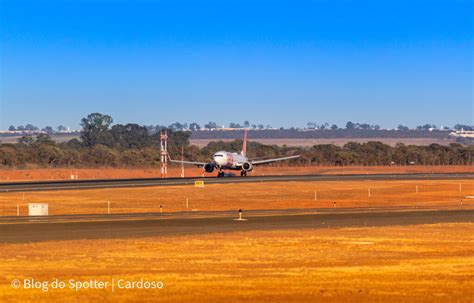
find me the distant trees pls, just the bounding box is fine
[204,121,217,129]
[1,113,473,169]
[1,133,473,169]
[80,113,114,147]
[57,125,67,132]
[110,124,151,149]
[168,122,188,131]
[416,124,437,131]
[25,124,39,131]
[42,126,54,134]
[397,125,409,131]
[229,122,242,128]
[189,122,201,131]
[8,125,15,131]
[454,124,474,131]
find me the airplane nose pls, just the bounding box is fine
[214,156,225,166]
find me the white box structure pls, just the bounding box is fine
[28,203,49,216]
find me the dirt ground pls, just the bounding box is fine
[0,165,473,181]
[1,223,473,303]
[1,180,473,216]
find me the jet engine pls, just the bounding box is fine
[204,163,215,173]
[242,162,253,171]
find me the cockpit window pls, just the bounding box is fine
[214,154,223,157]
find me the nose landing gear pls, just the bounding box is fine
[240,171,247,177]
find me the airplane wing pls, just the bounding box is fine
[250,155,300,166]
[169,159,207,167]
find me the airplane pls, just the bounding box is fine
[170,129,300,177]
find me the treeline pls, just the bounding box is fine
[1,136,473,168]
[0,113,472,168]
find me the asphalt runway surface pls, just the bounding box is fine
[0,173,473,192]
[1,208,473,243]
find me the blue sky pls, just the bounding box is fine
[0,0,472,129]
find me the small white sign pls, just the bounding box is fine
[28,203,49,216]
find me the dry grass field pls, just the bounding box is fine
[0,165,473,181]
[0,180,473,216]
[1,223,473,302]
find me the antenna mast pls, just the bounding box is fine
[180,145,185,178]
[160,130,168,178]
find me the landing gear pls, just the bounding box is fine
[240,171,247,177]
[217,171,225,177]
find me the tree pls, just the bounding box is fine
[42,126,54,134]
[397,125,409,131]
[25,124,39,131]
[453,124,473,131]
[416,124,434,131]
[168,122,185,131]
[204,121,217,129]
[345,121,355,129]
[251,124,257,129]
[110,124,150,149]
[17,125,25,131]
[189,122,201,131]
[57,125,67,132]
[80,113,114,147]
[257,124,264,130]
[8,125,15,131]
[330,124,338,130]
[243,121,250,128]
[229,123,241,128]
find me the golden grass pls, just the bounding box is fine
[1,223,473,302]
[0,180,473,216]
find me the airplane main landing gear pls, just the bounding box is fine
[217,171,225,177]
[240,171,247,177]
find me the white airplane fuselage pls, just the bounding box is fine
[213,151,249,170]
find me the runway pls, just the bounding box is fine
[1,208,473,243]
[0,173,473,192]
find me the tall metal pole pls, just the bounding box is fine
[160,130,168,178]
[181,145,185,178]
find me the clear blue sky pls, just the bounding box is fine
[0,0,472,129]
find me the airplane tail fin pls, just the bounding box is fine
[241,128,247,156]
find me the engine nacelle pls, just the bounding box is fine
[242,162,253,172]
[204,163,215,173]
